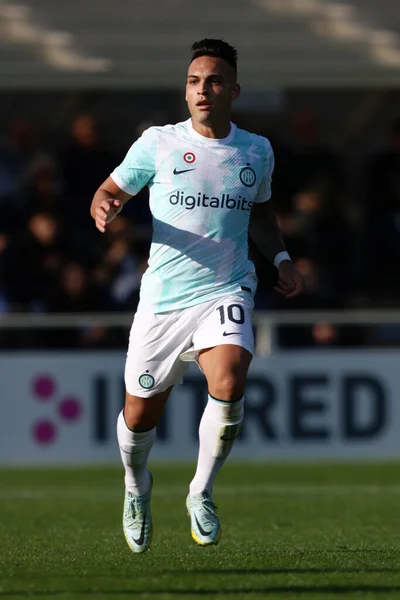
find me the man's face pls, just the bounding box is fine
[186,56,240,126]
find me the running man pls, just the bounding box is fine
[90,39,303,553]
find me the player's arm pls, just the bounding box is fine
[91,177,132,233]
[91,127,157,233]
[249,200,303,298]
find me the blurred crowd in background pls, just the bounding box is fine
[1,98,400,349]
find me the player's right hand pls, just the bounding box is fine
[94,199,122,233]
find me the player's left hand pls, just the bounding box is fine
[274,261,304,299]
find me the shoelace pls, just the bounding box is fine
[125,494,145,525]
[200,495,219,525]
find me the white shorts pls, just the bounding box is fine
[125,294,254,396]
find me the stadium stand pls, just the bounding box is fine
[1,0,400,349]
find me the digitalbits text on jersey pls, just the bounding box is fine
[169,191,253,211]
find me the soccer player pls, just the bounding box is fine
[90,39,303,553]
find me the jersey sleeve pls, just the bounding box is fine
[110,127,158,195]
[253,139,275,204]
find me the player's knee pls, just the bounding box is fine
[124,394,157,431]
[210,374,244,401]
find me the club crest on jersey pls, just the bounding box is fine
[240,166,256,187]
[184,152,196,163]
[138,372,155,389]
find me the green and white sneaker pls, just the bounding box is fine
[122,474,153,553]
[186,491,221,546]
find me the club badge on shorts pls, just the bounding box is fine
[138,372,155,389]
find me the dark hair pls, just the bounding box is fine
[190,38,238,72]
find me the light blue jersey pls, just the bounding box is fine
[111,119,274,313]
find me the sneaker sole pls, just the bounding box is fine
[190,525,221,546]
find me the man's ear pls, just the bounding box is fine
[232,84,241,101]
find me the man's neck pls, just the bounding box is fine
[191,119,231,139]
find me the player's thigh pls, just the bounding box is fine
[193,295,254,356]
[198,344,252,400]
[125,310,190,398]
[194,295,254,399]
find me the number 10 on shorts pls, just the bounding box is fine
[217,304,245,325]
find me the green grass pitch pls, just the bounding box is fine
[1,463,400,599]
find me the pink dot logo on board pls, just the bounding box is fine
[58,397,82,421]
[30,374,83,445]
[32,420,58,444]
[32,375,56,401]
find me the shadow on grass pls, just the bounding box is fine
[3,586,400,597]
[2,567,399,596]
[170,567,398,575]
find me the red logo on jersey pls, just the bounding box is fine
[184,152,196,163]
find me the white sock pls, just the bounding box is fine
[189,394,244,496]
[117,410,156,495]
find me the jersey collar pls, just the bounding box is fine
[186,119,236,145]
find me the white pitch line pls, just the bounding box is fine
[0,484,399,500]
